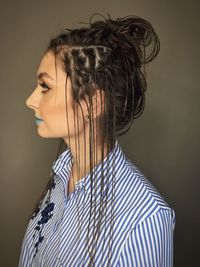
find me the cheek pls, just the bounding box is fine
[39,91,85,136]
[40,96,67,123]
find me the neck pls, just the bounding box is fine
[63,135,110,193]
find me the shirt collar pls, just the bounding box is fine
[52,147,73,187]
[52,139,126,197]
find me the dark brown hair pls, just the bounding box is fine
[46,14,159,138]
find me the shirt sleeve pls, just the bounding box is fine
[116,208,176,267]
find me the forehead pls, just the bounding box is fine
[37,51,64,78]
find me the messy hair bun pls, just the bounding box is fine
[89,14,160,64]
[47,14,160,142]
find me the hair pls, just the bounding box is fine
[30,13,160,265]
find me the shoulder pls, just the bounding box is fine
[115,207,175,267]
[112,156,175,266]
[114,156,175,229]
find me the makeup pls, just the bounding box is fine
[35,116,44,125]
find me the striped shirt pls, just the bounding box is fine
[19,140,175,266]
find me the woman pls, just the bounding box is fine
[19,14,175,267]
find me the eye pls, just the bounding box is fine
[39,82,50,93]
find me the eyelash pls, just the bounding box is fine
[39,82,50,93]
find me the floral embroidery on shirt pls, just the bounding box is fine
[33,202,55,257]
[32,176,56,257]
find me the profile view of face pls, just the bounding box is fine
[26,51,86,141]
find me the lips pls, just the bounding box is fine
[35,116,44,125]
[35,116,43,120]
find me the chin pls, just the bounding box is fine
[37,127,63,139]
[37,127,50,138]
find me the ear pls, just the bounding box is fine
[89,89,105,120]
[79,89,105,122]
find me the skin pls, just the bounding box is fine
[26,50,108,194]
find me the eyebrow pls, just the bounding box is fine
[37,72,55,81]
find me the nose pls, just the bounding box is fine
[26,95,33,109]
[26,88,40,110]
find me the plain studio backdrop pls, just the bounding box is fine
[0,0,199,266]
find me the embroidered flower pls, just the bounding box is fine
[31,175,56,220]
[33,202,55,257]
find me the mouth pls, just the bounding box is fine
[35,116,44,125]
[35,116,43,120]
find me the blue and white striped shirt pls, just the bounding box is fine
[19,140,175,266]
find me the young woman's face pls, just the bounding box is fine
[26,51,86,140]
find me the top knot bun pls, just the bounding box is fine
[90,14,160,65]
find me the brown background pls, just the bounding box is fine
[0,0,199,266]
